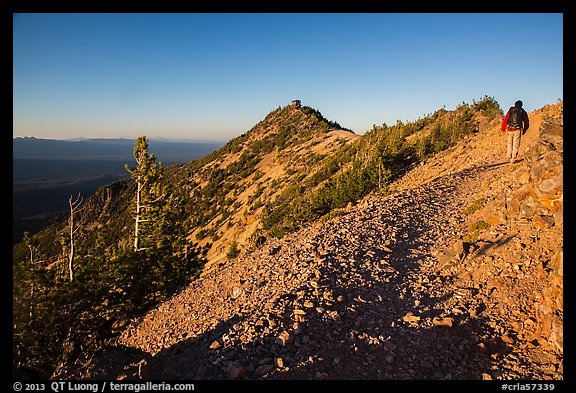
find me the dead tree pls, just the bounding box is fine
[68,193,83,282]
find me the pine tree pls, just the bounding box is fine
[124,136,164,252]
[123,136,202,292]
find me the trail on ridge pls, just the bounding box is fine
[59,107,562,380]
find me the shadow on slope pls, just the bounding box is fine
[138,163,514,380]
[263,165,513,380]
[58,162,513,381]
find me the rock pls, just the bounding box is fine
[254,364,274,377]
[328,310,341,322]
[194,365,207,379]
[501,335,514,344]
[421,360,433,368]
[532,214,555,229]
[524,120,563,214]
[322,291,334,301]
[553,208,563,226]
[515,168,530,183]
[382,341,397,352]
[519,195,547,219]
[437,240,468,266]
[432,317,454,327]
[111,314,131,334]
[537,250,563,351]
[476,342,488,353]
[482,210,507,226]
[536,118,563,147]
[258,358,272,366]
[276,331,293,346]
[292,322,303,335]
[402,313,421,324]
[550,315,563,351]
[231,286,243,299]
[227,363,247,379]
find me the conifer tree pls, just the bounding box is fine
[125,136,164,252]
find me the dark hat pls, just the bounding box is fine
[515,100,523,108]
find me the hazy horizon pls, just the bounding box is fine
[13,13,563,140]
[13,135,228,143]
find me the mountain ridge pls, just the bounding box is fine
[174,104,360,266]
[52,100,563,380]
[13,137,225,161]
[13,99,563,380]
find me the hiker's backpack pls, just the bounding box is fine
[507,106,524,129]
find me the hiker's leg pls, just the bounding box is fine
[506,131,514,160]
[512,130,522,160]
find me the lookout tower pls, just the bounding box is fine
[292,99,301,108]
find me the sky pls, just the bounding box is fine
[13,13,563,141]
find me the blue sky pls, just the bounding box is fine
[13,13,563,141]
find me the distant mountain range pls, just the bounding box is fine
[13,137,226,241]
[13,137,225,162]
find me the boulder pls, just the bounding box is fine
[491,118,563,356]
[536,250,563,352]
[524,120,563,214]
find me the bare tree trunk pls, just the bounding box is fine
[134,181,142,252]
[29,283,34,320]
[69,215,74,282]
[68,194,83,282]
[28,244,34,265]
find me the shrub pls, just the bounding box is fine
[465,220,491,242]
[464,197,485,215]
[319,209,345,223]
[472,95,503,120]
[226,240,240,259]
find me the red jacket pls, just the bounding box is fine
[501,108,530,133]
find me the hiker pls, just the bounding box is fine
[501,100,530,163]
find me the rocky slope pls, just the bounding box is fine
[55,102,563,380]
[171,104,360,266]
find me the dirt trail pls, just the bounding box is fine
[58,107,562,380]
